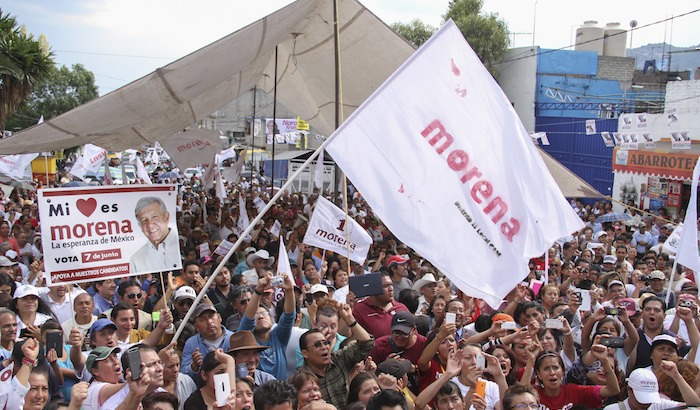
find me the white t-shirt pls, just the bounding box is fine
[451,377,499,410]
[602,397,682,410]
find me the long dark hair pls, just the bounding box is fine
[485,345,517,385]
[347,372,377,405]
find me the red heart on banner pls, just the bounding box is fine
[76,198,97,217]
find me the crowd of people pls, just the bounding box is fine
[0,172,698,410]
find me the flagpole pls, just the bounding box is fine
[665,259,678,307]
[44,153,49,185]
[249,86,257,195]
[173,136,343,341]
[271,46,278,191]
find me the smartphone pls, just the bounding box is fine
[475,378,487,398]
[501,322,517,330]
[19,328,30,339]
[214,373,231,407]
[600,337,625,348]
[45,330,63,355]
[236,363,249,379]
[151,311,161,328]
[445,312,456,324]
[576,288,591,311]
[475,354,485,369]
[604,307,620,316]
[127,347,142,380]
[545,319,563,329]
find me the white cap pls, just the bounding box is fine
[5,250,18,260]
[14,284,39,299]
[173,286,197,301]
[310,284,329,295]
[627,368,661,404]
[603,255,617,264]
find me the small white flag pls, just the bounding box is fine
[199,242,211,258]
[270,220,282,239]
[237,195,252,241]
[662,222,684,255]
[214,240,234,256]
[253,196,266,213]
[135,156,152,184]
[302,196,372,264]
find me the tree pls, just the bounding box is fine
[5,64,99,131]
[391,19,436,48]
[0,9,54,126]
[444,0,510,76]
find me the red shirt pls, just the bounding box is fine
[418,358,445,391]
[370,334,427,365]
[352,299,409,338]
[536,384,603,410]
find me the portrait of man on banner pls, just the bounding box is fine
[129,196,182,273]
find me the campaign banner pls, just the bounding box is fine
[38,185,182,285]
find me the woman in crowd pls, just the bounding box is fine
[347,372,380,407]
[235,377,255,410]
[11,285,55,340]
[580,307,638,373]
[183,349,236,409]
[418,321,458,390]
[538,285,560,316]
[484,345,517,386]
[501,385,540,410]
[428,295,447,330]
[523,346,620,410]
[290,371,323,410]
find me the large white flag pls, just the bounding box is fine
[69,144,106,180]
[0,153,38,180]
[314,150,325,190]
[221,149,246,184]
[302,196,372,264]
[159,129,222,170]
[676,157,700,273]
[325,21,583,307]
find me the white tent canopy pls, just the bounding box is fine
[0,0,414,154]
[0,0,601,198]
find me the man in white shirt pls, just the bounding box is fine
[603,366,699,410]
[39,284,86,325]
[129,196,181,273]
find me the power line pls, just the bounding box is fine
[500,8,700,64]
[53,49,173,60]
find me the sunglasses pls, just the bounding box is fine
[239,299,250,305]
[312,339,331,348]
[177,299,193,307]
[126,293,142,299]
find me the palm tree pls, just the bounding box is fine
[0,9,54,125]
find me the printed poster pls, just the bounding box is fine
[38,185,182,285]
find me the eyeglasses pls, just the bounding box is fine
[510,404,539,410]
[391,330,411,338]
[255,311,270,319]
[239,299,250,305]
[126,293,142,299]
[312,339,331,348]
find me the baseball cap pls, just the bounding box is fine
[376,358,412,379]
[492,313,515,323]
[607,280,624,289]
[617,298,639,316]
[0,256,17,267]
[86,346,121,371]
[627,368,661,404]
[386,255,410,267]
[602,255,617,265]
[193,304,217,318]
[650,334,678,352]
[310,284,329,295]
[13,284,39,299]
[173,286,197,301]
[89,318,118,336]
[649,270,665,280]
[5,250,18,260]
[391,311,415,334]
[244,247,257,255]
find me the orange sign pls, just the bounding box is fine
[612,148,698,180]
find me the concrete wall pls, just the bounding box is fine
[597,56,635,86]
[666,80,700,114]
[495,47,538,132]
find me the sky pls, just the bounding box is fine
[3,0,699,95]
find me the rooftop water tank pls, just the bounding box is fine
[575,21,604,55]
[603,22,627,57]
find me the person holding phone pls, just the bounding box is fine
[183,349,237,409]
[100,344,166,410]
[370,312,426,373]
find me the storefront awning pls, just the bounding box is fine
[612,142,700,181]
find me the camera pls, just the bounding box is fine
[600,337,625,348]
[680,300,693,308]
[604,307,620,316]
[640,275,650,282]
[270,276,285,287]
